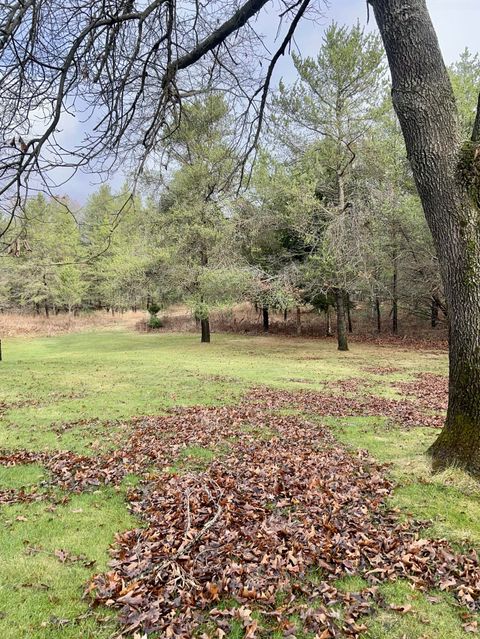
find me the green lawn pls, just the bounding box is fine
[0,329,477,638]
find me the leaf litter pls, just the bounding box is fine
[1,378,478,638]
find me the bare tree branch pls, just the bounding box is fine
[0,0,323,244]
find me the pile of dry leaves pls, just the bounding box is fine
[393,373,448,412]
[86,408,478,638]
[2,376,477,638]
[246,386,444,429]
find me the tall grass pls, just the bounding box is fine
[0,310,142,337]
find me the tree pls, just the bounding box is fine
[355,102,443,334]
[234,153,317,333]
[450,49,480,137]
[56,265,86,315]
[82,185,134,311]
[273,22,386,350]
[369,0,480,474]
[0,0,316,228]
[149,95,244,342]
[3,195,84,315]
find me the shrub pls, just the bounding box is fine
[147,301,161,316]
[147,315,163,329]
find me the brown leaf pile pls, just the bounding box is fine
[361,366,401,375]
[2,378,474,638]
[0,486,48,506]
[0,377,444,502]
[393,373,448,412]
[86,409,479,638]
[246,387,444,429]
[327,379,373,394]
[0,406,265,495]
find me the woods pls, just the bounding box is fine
[2,0,480,472]
[0,2,479,637]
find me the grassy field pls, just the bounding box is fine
[0,328,478,638]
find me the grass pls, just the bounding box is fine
[0,330,445,453]
[0,463,47,489]
[364,581,476,639]
[0,327,477,638]
[331,417,480,546]
[167,444,219,473]
[0,485,138,638]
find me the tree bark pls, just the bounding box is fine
[392,254,398,335]
[431,297,439,328]
[334,288,348,351]
[346,293,353,333]
[262,306,269,333]
[375,296,381,333]
[325,306,332,336]
[201,318,210,343]
[370,0,480,474]
[296,306,302,336]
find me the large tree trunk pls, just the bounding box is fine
[201,318,210,343]
[370,0,480,474]
[334,288,348,351]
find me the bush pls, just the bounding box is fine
[147,301,161,316]
[147,315,163,329]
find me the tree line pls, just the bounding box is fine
[2,30,478,353]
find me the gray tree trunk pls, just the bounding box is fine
[296,306,302,336]
[370,0,480,474]
[334,288,348,351]
[326,306,332,337]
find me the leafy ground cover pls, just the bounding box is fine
[0,330,478,638]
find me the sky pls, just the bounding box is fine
[328,0,478,64]
[266,0,480,80]
[58,0,480,202]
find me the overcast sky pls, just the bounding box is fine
[329,0,478,63]
[62,0,480,203]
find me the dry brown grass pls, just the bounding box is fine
[0,310,144,338]
[148,303,448,346]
